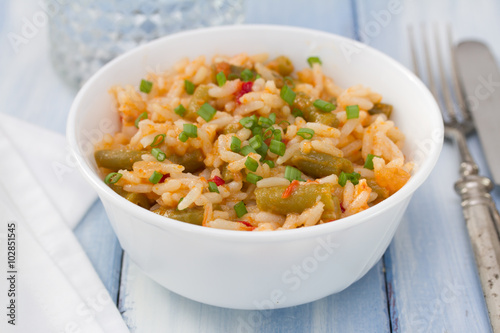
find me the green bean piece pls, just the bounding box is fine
[366,178,390,203]
[108,184,151,209]
[321,196,342,221]
[153,206,204,226]
[293,92,340,128]
[272,72,285,89]
[95,149,144,171]
[289,151,353,178]
[228,64,259,81]
[369,103,393,118]
[126,192,152,209]
[220,163,234,183]
[222,122,242,134]
[167,150,205,173]
[267,55,294,77]
[186,85,211,121]
[255,183,338,218]
[229,64,245,78]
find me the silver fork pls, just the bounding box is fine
[409,24,500,331]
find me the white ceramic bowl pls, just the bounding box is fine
[67,25,443,310]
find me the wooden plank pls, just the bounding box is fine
[118,1,391,332]
[354,0,500,331]
[383,147,491,332]
[0,0,123,302]
[119,255,389,333]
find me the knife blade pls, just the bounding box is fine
[455,41,500,185]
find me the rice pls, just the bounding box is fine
[95,53,411,231]
[256,177,290,188]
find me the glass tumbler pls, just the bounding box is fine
[49,0,245,88]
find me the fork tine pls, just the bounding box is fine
[434,24,458,122]
[420,24,439,103]
[448,25,472,122]
[408,26,421,78]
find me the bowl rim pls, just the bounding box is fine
[67,24,443,242]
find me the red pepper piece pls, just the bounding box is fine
[159,174,170,183]
[235,81,254,104]
[209,176,225,186]
[282,180,300,199]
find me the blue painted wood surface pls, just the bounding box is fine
[354,0,500,331]
[3,0,500,331]
[119,255,390,333]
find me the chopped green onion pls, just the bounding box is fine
[184,80,195,95]
[140,79,153,93]
[174,104,186,117]
[230,136,241,152]
[346,105,360,119]
[134,112,148,128]
[178,132,189,142]
[255,141,269,159]
[338,171,361,187]
[216,71,227,87]
[246,173,263,184]
[262,160,275,168]
[263,127,274,140]
[296,128,315,140]
[228,73,239,80]
[283,76,295,88]
[234,201,248,218]
[252,125,263,137]
[278,120,291,127]
[280,84,296,106]
[240,145,257,156]
[292,108,304,118]
[269,113,276,124]
[249,134,263,150]
[197,103,217,122]
[273,129,282,142]
[245,156,259,172]
[240,115,257,129]
[208,181,220,193]
[364,154,380,170]
[151,148,166,162]
[240,69,254,82]
[351,172,360,185]
[150,134,166,147]
[338,172,347,187]
[149,170,163,184]
[183,123,198,138]
[313,99,336,112]
[284,166,302,182]
[269,139,286,156]
[258,116,273,128]
[105,172,122,184]
[177,197,184,210]
[307,56,322,67]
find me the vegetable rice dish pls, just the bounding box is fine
[94,53,412,231]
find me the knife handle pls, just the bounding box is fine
[455,174,500,331]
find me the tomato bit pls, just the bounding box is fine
[209,176,225,186]
[282,180,300,199]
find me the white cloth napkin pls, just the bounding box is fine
[0,115,129,332]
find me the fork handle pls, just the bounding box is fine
[455,174,500,331]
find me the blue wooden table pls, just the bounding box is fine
[3,0,500,331]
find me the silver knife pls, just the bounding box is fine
[456,41,500,185]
